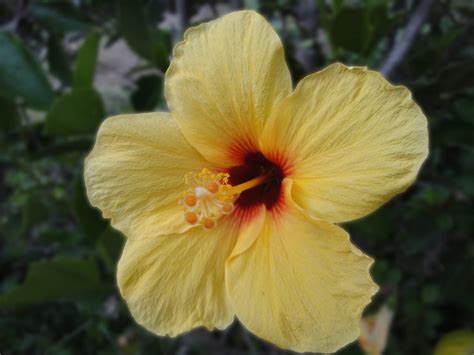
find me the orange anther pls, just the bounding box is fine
[206,181,219,193]
[185,212,198,224]
[222,202,234,214]
[202,217,215,230]
[184,194,197,207]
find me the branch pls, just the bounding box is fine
[379,0,436,79]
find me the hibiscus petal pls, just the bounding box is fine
[165,10,292,166]
[226,180,378,353]
[260,63,428,223]
[117,219,238,336]
[84,112,208,239]
[230,205,267,257]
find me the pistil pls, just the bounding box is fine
[227,174,271,195]
[181,168,271,229]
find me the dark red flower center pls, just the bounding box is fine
[227,152,286,211]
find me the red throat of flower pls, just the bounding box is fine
[227,151,287,213]
[181,150,289,230]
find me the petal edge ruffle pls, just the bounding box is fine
[226,180,378,353]
[84,112,209,239]
[118,219,238,336]
[165,10,292,166]
[260,63,429,223]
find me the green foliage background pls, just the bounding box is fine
[0,0,473,354]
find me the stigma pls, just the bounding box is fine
[181,169,236,230]
[181,168,272,230]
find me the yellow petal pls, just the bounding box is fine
[230,205,267,257]
[226,179,378,353]
[165,10,292,166]
[84,112,208,239]
[117,219,238,336]
[260,63,428,223]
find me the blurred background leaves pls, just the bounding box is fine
[0,0,473,354]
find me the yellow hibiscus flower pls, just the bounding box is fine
[84,10,428,353]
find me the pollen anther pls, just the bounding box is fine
[181,168,271,230]
[202,218,216,230]
[222,202,234,214]
[185,211,198,225]
[181,168,235,230]
[206,181,219,193]
[184,194,197,207]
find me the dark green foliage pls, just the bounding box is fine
[73,31,101,89]
[0,96,20,130]
[0,0,473,354]
[330,7,371,53]
[48,35,73,86]
[116,0,170,71]
[71,177,108,243]
[0,32,54,110]
[0,256,103,309]
[131,75,163,111]
[29,2,94,33]
[45,88,105,135]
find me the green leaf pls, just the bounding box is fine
[96,228,124,271]
[71,177,108,243]
[21,193,49,233]
[131,74,163,111]
[31,138,93,159]
[418,186,451,206]
[0,256,103,309]
[365,4,398,53]
[0,32,54,110]
[116,0,170,70]
[45,88,104,136]
[73,32,101,89]
[0,97,20,131]
[116,0,153,59]
[149,30,171,71]
[350,208,393,241]
[30,3,93,33]
[439,60,474,91]
[47,35,72,86]
[332,0,345,12]
[421,285,440,304]
[329,7,370,53]
[453,98,474,124]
